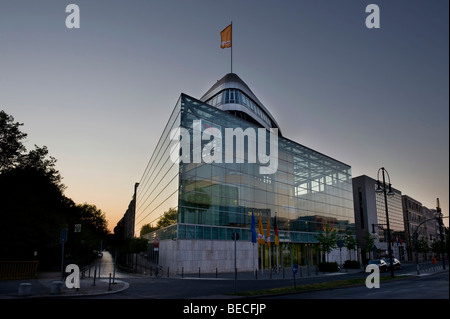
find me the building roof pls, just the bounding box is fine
[200,73,282,135]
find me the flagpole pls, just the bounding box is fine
[230,21,233,73]
[275,212,279,268]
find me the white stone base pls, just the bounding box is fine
[158,239,259,274]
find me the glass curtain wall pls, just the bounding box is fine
[134,97,182,239]
[177,94,355,245]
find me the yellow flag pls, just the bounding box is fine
[220,24,232,49]
[257,214,265,244]
[266,216,271,247]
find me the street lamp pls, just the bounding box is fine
[436,198,446,270]
[376,167,395,277]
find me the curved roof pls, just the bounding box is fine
[200,73,282,135]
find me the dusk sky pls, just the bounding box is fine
[1,0,448,231]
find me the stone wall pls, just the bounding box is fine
[159,239,258,274]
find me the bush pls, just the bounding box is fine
[343,260,360,269]
[318,262,340,272]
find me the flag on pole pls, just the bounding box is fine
[266,216,271,247]
[220,23,232,48]
[257,214,265,244]
[251,211,257,244]
[274,214,279,246]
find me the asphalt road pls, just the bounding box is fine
[79,255,448,299]
[265,271,449,299]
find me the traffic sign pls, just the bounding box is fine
[60,229,68,244]
[231,232,240,241]
[292,263,298,275]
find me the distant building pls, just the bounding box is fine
[402,195,442,261]
[352,175,407,262]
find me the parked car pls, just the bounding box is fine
[383,257,402,270]
[368,259,387,272]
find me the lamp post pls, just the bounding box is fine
[436,198,446,270]
[375,167,395,277]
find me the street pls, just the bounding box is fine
[80,252,449,299]
[265,271,449,299]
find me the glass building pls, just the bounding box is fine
[135,73,355,274]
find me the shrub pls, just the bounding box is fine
[343,260,360,269]
[318,262,340,272]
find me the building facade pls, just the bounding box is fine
[134,73,355,274]
[352,175,407,262]
[402,195,442,261]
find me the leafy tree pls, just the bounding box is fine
[344,231,358,260]
[140,223,157,237]
[0,110,109,268]
[18,145,64,190]
[156,207,178,229]
[363,231,376,261]
[0,110,27,172]
[315,224,339,262]
[418,237,430,260]
[129,238,148,253]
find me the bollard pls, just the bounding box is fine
[18,283,32,297]
[255,269,258,280]
[181,267,184,278]
[216,267,218,278]
[108,273,112,291]
[50,281,63,294]
[198,267,201,278]
[167,267,169,278]
[93,266,97,286]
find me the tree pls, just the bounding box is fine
[0,110,110,268]
[344,231,358,260]
[363,231,376,261]
[140,223,157,237]
[156,207,177,229]
[418,237,430,260]
[139,208,177,237]
[18,145,64,190]
[315,224,339,262]
[0,110,27,171]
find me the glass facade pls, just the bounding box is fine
[134,97,181,239]
[136,94,355,250]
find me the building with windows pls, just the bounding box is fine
[402,195,442,262]
[352,175,407,263]
[134,73,355,274]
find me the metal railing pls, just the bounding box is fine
[0,261,39,280]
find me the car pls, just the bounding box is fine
[368,259,387,272]
[383,257,402,270]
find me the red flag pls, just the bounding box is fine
[274,214,279,246]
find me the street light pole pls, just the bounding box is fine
[436,198,446,270]
[376,167,395,278]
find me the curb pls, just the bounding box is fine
[5,279,130,299]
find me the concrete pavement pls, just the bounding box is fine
[0,251,130,299]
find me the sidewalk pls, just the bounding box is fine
[0,271,129,299]
[0,251,130,299]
